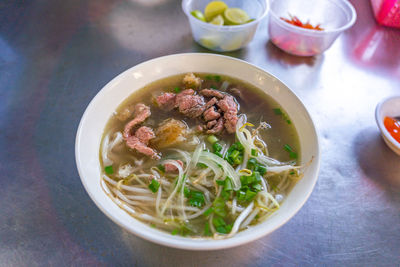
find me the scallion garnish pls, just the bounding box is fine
[213,142,223,153]
[157,164,165,172]
[174,87,181,93]
[207,135,219,144]
[284,144,298,159]
[148,179,160,193]
[105,165,114,175]
[196,162,208,169]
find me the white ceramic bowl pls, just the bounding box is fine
[268,0,356,56]
[75,53,320,250]
[182,0,269,52]
[375,96,400,156]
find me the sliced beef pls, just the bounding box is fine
[200,89,224,99]
[206,118,224,134]
[217,95,238,133]
[204,97,218,109]
[207,120,217,128]
[175,89,205,118]
[135,126,155,145]
[164,160,184,172]
[203,106,221,121]
[156,93,176,111]
[123,104,151,138]
[183,73,202,88]
[125,136,160,159]
[196,125,205,132]
[123,104,159,159]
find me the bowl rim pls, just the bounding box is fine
[269,0,357,35]
[375,95,400,152]
[181,0,269,31]
[75,53,320,250]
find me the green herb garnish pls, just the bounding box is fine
[148,179,160,193]
[104,165,114,175]
[284,144,298,159]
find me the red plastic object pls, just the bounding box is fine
[370,0,400,28]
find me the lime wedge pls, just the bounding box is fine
[199,35,222,50]
[210,14,224,25]
[224,8,250,25]
[204,1,228,22]
[191,10,206,22]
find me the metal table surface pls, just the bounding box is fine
[0,0,399,266]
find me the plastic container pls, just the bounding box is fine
[268,0,357,56]
[182,0,269,52]
[370,0,400,28]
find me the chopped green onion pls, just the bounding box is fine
[253,171,261,183]
[196,162,208,169]
[184,186,191,197]
[256,165,267,175]
[171,229,178,235]
[247,158,257,170]
[214,75,221,82]
[214,151,223,158]
[205,75,212,80]
[284,144,298,159]
[233,155,243,165]
[229,150,240,160]
[212,216,226,227]
[204,208,214,216]
[174,87,181,93]
[104,165,114,175]
[207,135,219,144]
[148,179,160,193]
[251,148,258,156]
[213,142,223,152]
[235,142,244,151]
[212,197,227,217]
[273,108,283,115]
[284,144,293,152]
[157,164,165,172]
[245,189,257,201]
[185,188,205,208]
[216,180,225,186]
[286,119,291,124]
[220,189,230,200]
[224,178,233,191]
[252,183,262,192]
[189,191,205,207]
[210,85,217,89]
[204,222,211,236]
[290,171,295,175]
[237,190,246,201]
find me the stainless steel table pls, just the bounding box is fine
[1,0,399,266]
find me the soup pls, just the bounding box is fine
[100,73,303,238]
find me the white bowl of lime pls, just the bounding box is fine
[182,0,269,52]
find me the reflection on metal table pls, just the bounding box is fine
[0,0,399,266]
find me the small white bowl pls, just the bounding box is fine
[375,96,400,156]
[182,0,269,52]
[75,53,320,250]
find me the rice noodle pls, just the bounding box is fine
[240,207,260,229]
[227,202,254,237]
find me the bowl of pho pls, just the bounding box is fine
[75,53,320,250]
